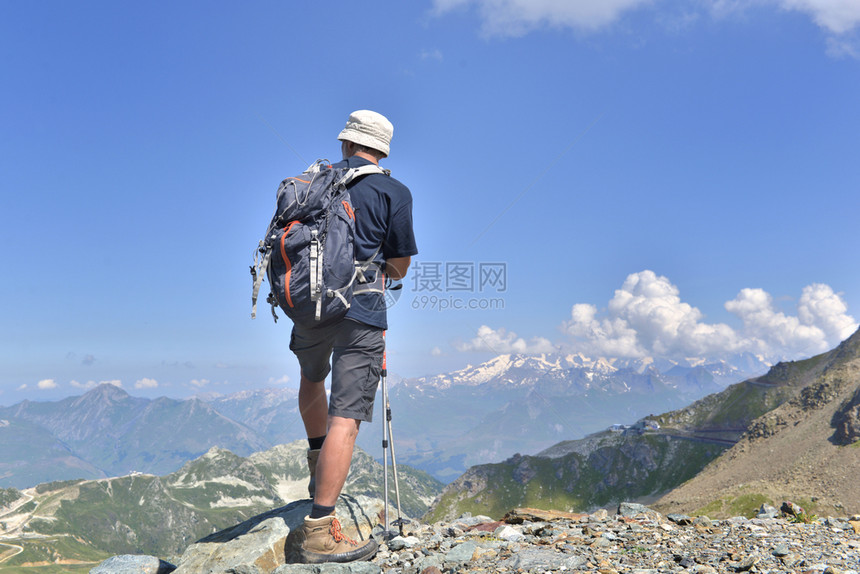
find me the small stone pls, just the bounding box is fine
[591,508,610,521]
[756,504,779,519]
[454,514,495,527]
[473,546,498,561]
[503,547,578,571]
[494,525,525,542]
[618,502,661,518]
[414,556,443,573]
[772,544,790,557]
[420,567,443,574]
[503,507,587,523]
[443,541,478,565]
[667,514,693,525]
[734,556,759,572]
[591,537,611,548]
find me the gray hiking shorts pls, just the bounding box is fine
[289,319,385,422]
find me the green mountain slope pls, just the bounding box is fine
[654,328,860,517]
[0,441,442,566]
[425,330,859,522]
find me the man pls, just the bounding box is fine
[291,110,417,564]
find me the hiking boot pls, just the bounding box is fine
[307,448,320,498]
[297,515,378,564]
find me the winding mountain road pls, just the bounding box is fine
[0,542,24,564]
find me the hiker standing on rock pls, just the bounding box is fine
[290,110,417,563]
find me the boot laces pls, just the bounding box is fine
[329,518,358,546]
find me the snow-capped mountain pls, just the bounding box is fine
[405,352,768,392]
[381,351,769,481]
[206,351,770,483]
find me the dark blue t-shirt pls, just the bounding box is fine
[333,156,417,329]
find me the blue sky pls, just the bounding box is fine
[2,0,859,405]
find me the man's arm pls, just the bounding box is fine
[385,256,411,280]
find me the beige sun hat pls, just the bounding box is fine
[337,110,394,157]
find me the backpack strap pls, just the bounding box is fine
[251,241,278,321]
[321,163,389,305]
[334,164,389,188]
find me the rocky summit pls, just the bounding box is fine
[90,499,860,573]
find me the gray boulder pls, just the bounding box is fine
[756,504,779,519]
[90,554,176,573]
[172,495,382,574]
[618,502,663,520]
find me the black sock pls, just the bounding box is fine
[310,503,335,519]
[308,435,326,450]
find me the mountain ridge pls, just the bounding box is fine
[653,327,860,517]
[425,328,860,522]
[0,350,769,488]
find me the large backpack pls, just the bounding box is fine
[251,159,387,326]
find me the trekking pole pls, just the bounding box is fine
[380,332,406,538]
[381,334,391,538]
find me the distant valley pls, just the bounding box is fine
[0,352,768,489]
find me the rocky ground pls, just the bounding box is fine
[360,504,860,574]
[91,501,860,574]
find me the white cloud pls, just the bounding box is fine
[102,380,123,388]
[268,375,290,385]
[37,379,58,390]
[18,384,28,390]
[776,0,860,34]
[433,0,860,44]
[725,283,857,357]
[825,34,860,57]
[433,0,652,36]
[563,270,857,362]
[564,302,646,358]
[564,270,742,358]
[456,325,555,354]
[135,378,159,389]
[431,346,444,356]
[797,283,857,341]
[190,379,210,388]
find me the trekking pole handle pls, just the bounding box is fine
[382,330,387,371]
